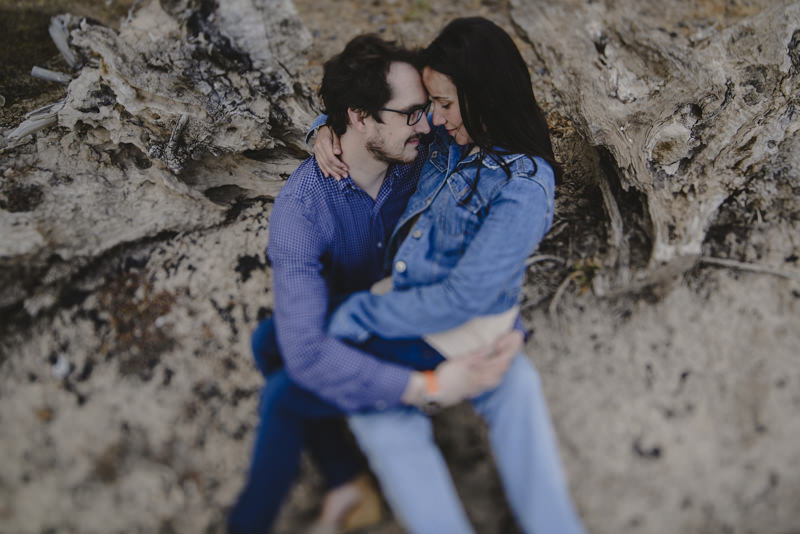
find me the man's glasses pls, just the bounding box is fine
[378,101,431,126]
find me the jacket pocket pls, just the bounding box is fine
[430,195,481,268]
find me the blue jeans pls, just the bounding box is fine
[227,318,444,534]
[348,354,586,534]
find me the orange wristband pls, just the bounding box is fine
[423,370,439,394]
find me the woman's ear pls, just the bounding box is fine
[347,108,369,132]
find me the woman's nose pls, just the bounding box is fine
[431,108,445,126]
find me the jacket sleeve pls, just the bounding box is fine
[328,175,551,342]
[304,114,329,144]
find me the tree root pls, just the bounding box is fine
[548,271,578,316]
[525,254,566,266]
[699,256,800,284]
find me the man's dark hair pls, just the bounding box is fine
[319,34,416,136]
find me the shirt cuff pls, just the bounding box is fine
[360,365,412,411]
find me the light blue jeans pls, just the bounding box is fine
[348,354,585,534]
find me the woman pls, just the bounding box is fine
[318,17,559,345]
[313,17,585,534]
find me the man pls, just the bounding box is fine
[228,35,519,534]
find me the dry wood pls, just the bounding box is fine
[525,254,566,266]
[548,271,578,316]
[699,255,800,284]
[31,66,72,85]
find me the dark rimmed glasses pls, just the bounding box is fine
[378,100,431,126]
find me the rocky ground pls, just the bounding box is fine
[1,1,798,533]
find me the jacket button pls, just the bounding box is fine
[412,230,422,239]
[395,260,407,273]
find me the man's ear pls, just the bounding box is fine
[347,108,369,132]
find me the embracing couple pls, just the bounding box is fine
[228,17,585,534]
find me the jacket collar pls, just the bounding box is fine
[435,127,526,172]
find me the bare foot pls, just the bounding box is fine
[309,474,383,534]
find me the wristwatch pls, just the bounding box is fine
[420,370,442,415]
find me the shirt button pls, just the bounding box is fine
[377,242,383,248]
[395,260,407,273]
[431,151,438,158]
[412,230,422,239]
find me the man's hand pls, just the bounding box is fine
[402,330,523,409]
[313,125,348,179]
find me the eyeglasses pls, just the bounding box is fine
[378,101,431,126]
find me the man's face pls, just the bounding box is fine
[365,62,431,164]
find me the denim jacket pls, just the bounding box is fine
[328,125,555,342]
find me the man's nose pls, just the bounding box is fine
[415,114,431,134]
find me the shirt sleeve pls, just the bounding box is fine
[268,192,411,411]
[327,176,551,341]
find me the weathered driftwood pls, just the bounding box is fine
[4,100,65,147]
[0,0,315,312]
[58,0,315,175]
[30,66,72,85]
[49,14,80,69]
[511,0,800,282]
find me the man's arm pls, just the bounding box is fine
[270,187,518,412]
[269,192,412,412]
[328,176,551,342]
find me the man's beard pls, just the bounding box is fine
[366,134,421,164]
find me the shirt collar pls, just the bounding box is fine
[336,164,399,195]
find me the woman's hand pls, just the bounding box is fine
[446,330,521,399]
[313,125,348,179]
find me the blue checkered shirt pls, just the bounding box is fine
[267,154,425,411]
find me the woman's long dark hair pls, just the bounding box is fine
[419,17,561,188]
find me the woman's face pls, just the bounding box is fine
[422,67,473,145]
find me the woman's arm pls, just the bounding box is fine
[314,125,348,179]
[307,113,348,178]
[328,175,551,342]
[310,113,437,179]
